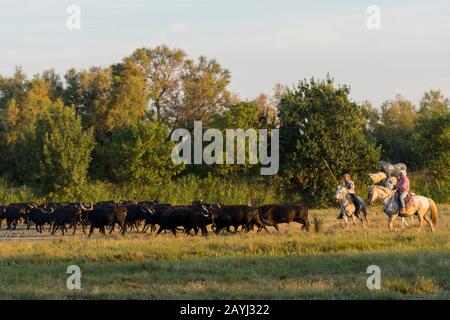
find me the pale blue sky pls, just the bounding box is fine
[1,0,449,106]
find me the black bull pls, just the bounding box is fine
[27,208,53,233]
[5,203,36,230]
[254,205,310,233]
[87,206,128,237]
[211,205,262,233]
[155,205,210,236]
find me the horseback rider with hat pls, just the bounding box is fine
[395,170,410,214]
[338,174,361,219]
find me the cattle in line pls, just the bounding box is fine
[0,200,311,236]
[155,204,210,236]
[210,204,261,234]
[87,205,128,237]
[51,203,93,235]
[6,203,37,230]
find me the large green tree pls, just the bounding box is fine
[64,61,148,141]
[64,66,112,136]
[128,46,231,129]
[127,45,186,120]
[106,60,148,130]
[13,102,95,193]
[279,77,380,206]
[0,78,54,180]
[374,94,417,165]
[175,56,231,129]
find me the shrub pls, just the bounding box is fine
[313,215,324,233]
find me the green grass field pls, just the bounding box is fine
[0,205,449,300]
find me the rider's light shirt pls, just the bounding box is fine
[343,180,355,194]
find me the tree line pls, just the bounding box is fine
[0,45,448,205]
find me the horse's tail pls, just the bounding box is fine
[428,198,438,226]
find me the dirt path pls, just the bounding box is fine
[0,226,65,240]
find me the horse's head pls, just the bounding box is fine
[385,176,398,190]
[367,185,376,206]
[335,185,345,202]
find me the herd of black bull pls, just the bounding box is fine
[0,201,310,237]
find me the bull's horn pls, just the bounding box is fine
[80,202,93,211]
[201,205,210,217]
[43,208,54,214]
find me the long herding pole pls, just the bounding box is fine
[321,156,339,185]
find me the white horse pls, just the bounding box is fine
[381,177,412,227]
[367,185,438,232]
[335,186,369,228]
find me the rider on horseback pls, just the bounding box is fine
[395,170,410,214]
[338,174,360,219]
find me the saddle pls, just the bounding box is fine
[405,193,414,209]
[396,192,414,210]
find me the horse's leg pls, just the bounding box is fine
[410,216,415,226]
[401,218,409,228]
[360,215,368,229]
[358,201,369,227]
[343,215,349,229]
[417,214,424,232]
[388,214,399,231]
[351,215,357,227]
[357,214,364,225]
[422,212,435,233]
